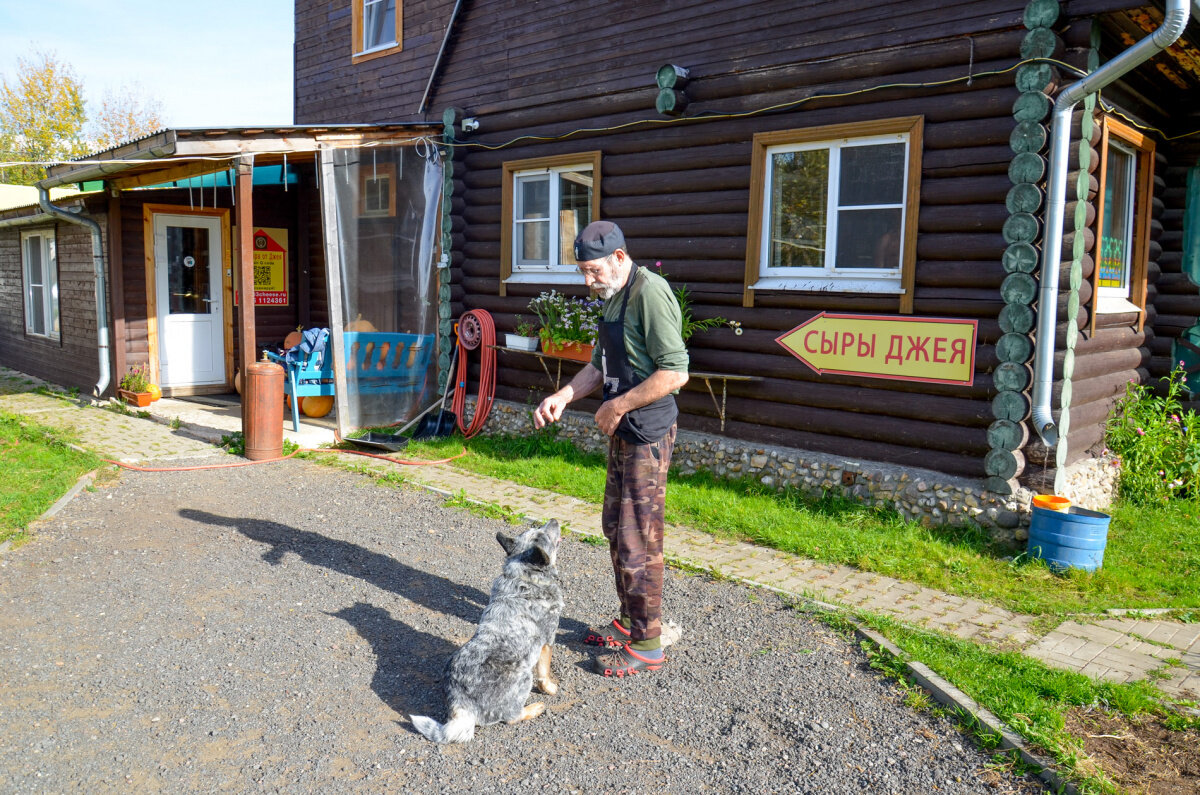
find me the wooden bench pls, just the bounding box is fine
[344,332,435,394]
[267,330,435,431]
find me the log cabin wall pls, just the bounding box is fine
[1154,135,1200,409]
[294,0,1155,482]
[0,207,108,393]
[1020,3,1200,492]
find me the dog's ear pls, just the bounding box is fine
[528,544,551,567]
[496,531,516,555]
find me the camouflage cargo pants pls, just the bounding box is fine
[601,425,676,642]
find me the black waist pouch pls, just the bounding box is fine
[615,395,677,445]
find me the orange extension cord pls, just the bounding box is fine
[101,446,469,473]
[451,309,497,439]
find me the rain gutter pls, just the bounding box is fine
[0,212,56,228]
[37,188,111,397]
[1030,0,1192,445]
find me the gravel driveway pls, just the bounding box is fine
[0,458,1044,793]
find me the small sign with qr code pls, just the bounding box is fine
[250,227,288,306]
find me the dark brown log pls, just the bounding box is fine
[919,204,1009,234]
[914,260,1005,289]
[921,175,1012,205]
[917,233,1006,261]
[681,393,990,456]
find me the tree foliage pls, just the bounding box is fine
[90,83,164,152]
[0,51,88,185]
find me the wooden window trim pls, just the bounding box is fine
[20,228,60,342]
[499,151,602,297]
[358,162,397,217]
[352,0,403,64]
[744,116,923,312]
[1090,116,1154,335]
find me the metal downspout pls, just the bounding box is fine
[37,188,111,397]
[1030,0,1191,445]
[418,0,466,114]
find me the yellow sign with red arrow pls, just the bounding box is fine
[776,312,978,386]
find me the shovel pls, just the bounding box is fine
[412,344,459,440]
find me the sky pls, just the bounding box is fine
[0,0,294,130]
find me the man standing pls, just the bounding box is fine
[533,221,689,677]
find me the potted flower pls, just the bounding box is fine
[118,363,154,407]
[529,290,603,362]
[504,315,541,352]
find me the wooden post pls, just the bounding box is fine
[107,191,127,390]
[236,156,256,434]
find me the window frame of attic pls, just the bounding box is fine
[1089,115,1154,334]
[352,0,403,64]
[499,151,602,296]
[743,116,923,313]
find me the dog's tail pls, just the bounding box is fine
[410,709,475,743]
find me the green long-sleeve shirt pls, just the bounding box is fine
[591,265,689,382]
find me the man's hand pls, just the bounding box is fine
[595,400,624,436]
[594,368,688,437]
[533,391,570,429]
[532,365,603,429]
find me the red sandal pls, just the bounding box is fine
[583,619,632,649]
[594,644,666,677]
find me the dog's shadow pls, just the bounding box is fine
[328,601,450,720]
[180,509,589,720]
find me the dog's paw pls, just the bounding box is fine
[536,677,559,696]
[510,702,545,723]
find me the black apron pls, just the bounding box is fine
[600,264,678,445]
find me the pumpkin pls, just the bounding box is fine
[346,313,377,332]
[147,383,162,402]
[301,395,334,418]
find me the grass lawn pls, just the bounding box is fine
[0,411,101,545]
[395,431,1200,617]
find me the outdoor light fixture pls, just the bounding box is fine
[655,64,690,116]
[461,117,480,133]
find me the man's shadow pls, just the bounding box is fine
[180,509,588,719]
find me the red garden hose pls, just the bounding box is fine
[452,309,497,439]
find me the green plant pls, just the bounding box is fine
[528,290,603,346]
[513,315,538,338]
[118,363,151,393]
[1105,365,1200,504]
[652,261,739,341]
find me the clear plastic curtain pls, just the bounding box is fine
[319,141,444,435]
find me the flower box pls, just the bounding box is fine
[542,340,594,362]
[504,333,540,352]
[119,388,153,408]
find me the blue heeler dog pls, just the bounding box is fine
[411,519,563,743]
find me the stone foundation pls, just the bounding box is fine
[475,398,1119,544]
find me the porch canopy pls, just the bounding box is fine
[41,123,445,438]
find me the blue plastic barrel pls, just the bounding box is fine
[1027,505,1111,572]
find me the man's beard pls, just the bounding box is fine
[593,283,620,300]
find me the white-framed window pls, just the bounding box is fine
[745,117,923,312]
[353,0,402,62]
[500,151,601,289]
[21,229,60,341]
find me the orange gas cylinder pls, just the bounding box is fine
[243,361,284,460]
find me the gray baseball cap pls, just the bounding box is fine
[573,221,625,262]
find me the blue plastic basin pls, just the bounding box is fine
[1027,505,1111,572]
